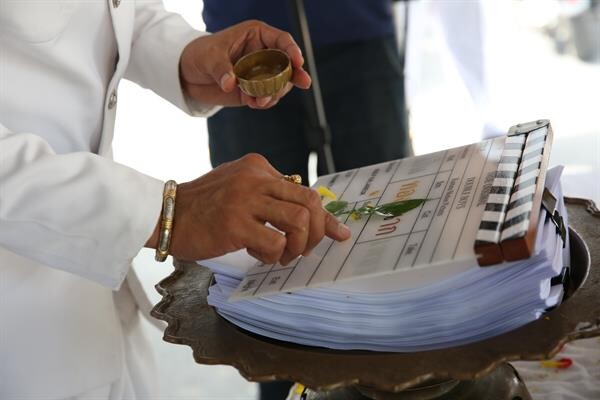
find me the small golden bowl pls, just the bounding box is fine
[233,49,292,98]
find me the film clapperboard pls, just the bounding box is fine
[475,120,566,266]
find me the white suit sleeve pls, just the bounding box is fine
[125,0,217,116]
[0,123,163,290]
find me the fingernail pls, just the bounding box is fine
[220,72,232,89]
[258,96,272,106]
[338,223,351,239]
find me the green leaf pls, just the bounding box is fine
[324,198,427,219]
[325,200,349,216]
[373,199,427,217]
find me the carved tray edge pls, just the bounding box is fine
[565,196,600,216]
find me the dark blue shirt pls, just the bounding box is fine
[202,0,395,48]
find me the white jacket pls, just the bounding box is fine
[0,1,208,398]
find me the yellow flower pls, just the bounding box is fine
[316,186,337,200]
[293,383,305,394]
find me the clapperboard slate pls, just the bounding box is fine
[204,120,556,301]
[475,119,553,265]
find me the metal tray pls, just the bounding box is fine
[151,198,599,392]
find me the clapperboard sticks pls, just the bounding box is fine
[475,120,554,266]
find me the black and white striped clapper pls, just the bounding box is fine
[475,120,554,266]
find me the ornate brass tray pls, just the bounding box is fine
[151,198,599,396]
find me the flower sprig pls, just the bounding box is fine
[317,186,426,220]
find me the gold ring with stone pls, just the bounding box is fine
[283,174,302,185]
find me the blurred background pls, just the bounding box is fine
[112,0,599,398]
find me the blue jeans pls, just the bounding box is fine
[208,35,411,184]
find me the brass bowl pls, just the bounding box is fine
[233,49,292,97]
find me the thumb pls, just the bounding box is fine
[210,55,236,92]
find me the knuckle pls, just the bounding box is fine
[263,236,286,264]
[243,19,265,30]
[291,206,310,229]
[305,189,322,208]
[283,32,294,44]
[232,169,252,184]
[269,235,286,257]
[241,152,267,167]
[273,233,287,250]
[219,160,232,169]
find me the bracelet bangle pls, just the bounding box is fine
[155,180,177,262]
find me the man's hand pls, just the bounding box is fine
[179,20,311,110]
[147,154,350,265]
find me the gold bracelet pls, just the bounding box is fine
[155,180,177,262]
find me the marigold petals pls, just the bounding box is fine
[540,357,573,369]
[317,186,337,200]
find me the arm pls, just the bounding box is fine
[124,0,213,116]
[0,123,163,289]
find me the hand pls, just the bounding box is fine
[146,154,350,265]
[179,20,312,110]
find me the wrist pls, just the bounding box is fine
[178,35,202,92]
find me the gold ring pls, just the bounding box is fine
[283,174,302,185]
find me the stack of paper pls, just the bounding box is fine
[203,138,569,352]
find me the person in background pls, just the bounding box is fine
[203,1,411,398]
[204,0,412,186]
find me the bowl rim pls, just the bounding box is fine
[234,48,292,83]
